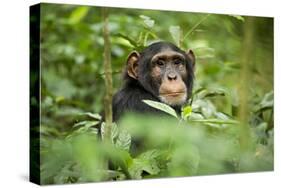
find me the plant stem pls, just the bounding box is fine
[102,7,113,141]
[183,14,210,41]
[238,17,255,150]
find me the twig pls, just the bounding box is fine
[183,14,210,41]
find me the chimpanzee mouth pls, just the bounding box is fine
[161,92,185,97]
[159,92,187,106]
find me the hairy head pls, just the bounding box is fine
[125,41,195,107]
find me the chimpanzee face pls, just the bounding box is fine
[150,48,189,105]
[126,41,195,107]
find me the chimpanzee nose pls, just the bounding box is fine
[167,72,177,80]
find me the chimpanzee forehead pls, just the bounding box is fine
[151,50,185,62]
[147,41,182,51]
[141,41,185,58]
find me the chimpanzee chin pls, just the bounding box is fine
[113,41,195,121]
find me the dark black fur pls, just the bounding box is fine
[113,41,194,121]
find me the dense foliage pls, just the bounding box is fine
[38,4,273,184]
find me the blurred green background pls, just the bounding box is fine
[38,3,273,184]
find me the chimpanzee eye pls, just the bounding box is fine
[156,60,165,66]
[174,60,182,65]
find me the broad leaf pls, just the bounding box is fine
[169,25,181,47]
[80,112,102,120]
[116,130,131,151]
[142,100,178,119]
[230,15,245,22]
[111,123,118,143]
[73,120,99,128]
[69,7,89,24]
[139,15,155,28]
[259,91,274,110]
[129,149,162,179]
[182,105,192,120]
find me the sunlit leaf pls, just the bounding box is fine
[139,15,155,28]
[144,19,154,28]
[189,112,204,120]
[69,6,89,24]
[169,25,181,47]
[139,15,150,20]
[230,15,245,22]
[258,91,274,111]
[80,112,102,120]
[111,123,118,143]
[73,120,99,128]
[116,33,139,48]
[142,100,178,119]
[113,37,135,48]
[55,96,64,103]
[182,105,192,120]
[116,130,131,151]
[100,122,105,140]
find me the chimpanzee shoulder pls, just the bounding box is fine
[112,81,163,121]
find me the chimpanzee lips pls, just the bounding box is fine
[159,92,187,106]
[161,92,185,97]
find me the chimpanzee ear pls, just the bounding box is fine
[127,51,140,79]
[186,49,195,69]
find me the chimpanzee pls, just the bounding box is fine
[113,41,195,121]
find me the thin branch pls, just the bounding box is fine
[183,14,210,41]
[102,7,113,141]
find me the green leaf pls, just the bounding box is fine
[258,91,274,111]
[189,118,239,125]
[139,15,150,20]
[189,112,204,120]
[100,122,105,140]
[73,120,99,128]
[113,36,135,48]
[129,149,162,179]
[116,130,131,151]
[198,88,226,99]
[111,123,118,143]
[144,19,154,28]
[193,87,206,95]
[69,6,90,24]
[139,15,155,29]
[84,121,100,129]
[215,112,230,120]
[169,25,181,47]
[73,121,87,127]
[182,105,192,120]
[230,15,245,22]
[168,145,200,176]
[142,100,178,119]
[80,112,102,120]
[116,33,139,48]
